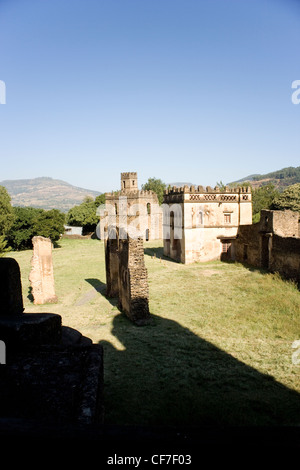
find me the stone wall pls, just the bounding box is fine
[270,234,300,283]
[0,257,104,426]
[105,227,119,298]
[104,227,151,325]
[259,209,299,237]
[234,210,300,284]
[234,223,261,267]
[118,235,150,325]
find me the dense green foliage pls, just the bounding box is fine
[32,209,65,242]
[0,235,11,256]
[230,181,299,222]
[141,177,166,204]
[94,194,106,207]
[7,207,42,250]
[66,195,105,233]
[252,183,280,222]
[0,186,15,236]
[271,183,300,212]
[7,206,65,250]
[228,181,280,222]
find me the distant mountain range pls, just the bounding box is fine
[0,177,101,212]
[169,167,300,191]
[229,166,300,190]
[1,167,298,212]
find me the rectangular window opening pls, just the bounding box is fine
[224,213,231,224]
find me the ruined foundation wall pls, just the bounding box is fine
[260,209,299,237]
[234,211,300,283]
[270,234,300,283]
[234,223,261,268]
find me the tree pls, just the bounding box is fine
[271,183,300,212]
[251,183,280,223]
[0,186,15,236]
[33,209,65,242]
[216,181,226,190]
[66,201,98,233]
[94,194,106,207]
[66,195,106,233]
[141,177,166,205]
[0,235,11,256]
[7,207,65,250]
[83,196,94,203]
[7,207,43,250]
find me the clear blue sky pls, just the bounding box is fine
[0,0,299,192]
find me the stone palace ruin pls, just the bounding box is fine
[99,172,162,241]
[163,184,252,263]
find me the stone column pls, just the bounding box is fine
[118,235,151,325]
[29,236,58,305]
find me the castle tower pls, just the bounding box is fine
[121,172,138,193]
[101,172,163,241]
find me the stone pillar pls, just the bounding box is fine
[0,257,62,346]
[118,235,151,325]
[105,228,119,298]
[0,257,24,316]
[29,236,58,305]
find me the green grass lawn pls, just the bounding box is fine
[6,237,300,426]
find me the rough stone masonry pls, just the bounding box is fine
[105,228,151,325]
[118,234,151,325]
[0,256,104,426]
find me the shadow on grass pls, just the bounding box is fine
[99,312,300,428]
[85,278,119,307]
[144,246,179,263]
[222,258,268,273]
[53,241,62,249]
[27,286,34,302]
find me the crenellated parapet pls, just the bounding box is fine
[164,185,251,195]
[163,185,252,203]
[105,189,159,202]
[121,172,138,179]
